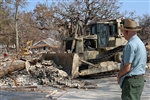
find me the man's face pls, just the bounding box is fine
[123,30,128,40]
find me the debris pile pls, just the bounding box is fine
[0,57,98,89]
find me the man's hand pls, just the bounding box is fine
[117,63,131,84]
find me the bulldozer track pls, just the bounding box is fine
[85,46,124,79]
[87,46,124,64]
[88,70,119,79]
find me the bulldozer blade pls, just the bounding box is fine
[41,53,80,78]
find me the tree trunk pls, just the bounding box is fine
[15,1,19,53]
[0,60,25,78]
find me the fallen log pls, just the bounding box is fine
[0,60,25,78]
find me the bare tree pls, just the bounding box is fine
[12,0,28,52]
[0,0,28,52]
[30,3,59,40]
[138,14,150,42]
[0,0,15,52]
[49,0,136,35]
[19,11,49,47]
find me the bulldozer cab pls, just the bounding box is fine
[63,19,126,54]
[88,19,125,49]
[90,22,115,47]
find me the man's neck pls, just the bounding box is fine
[128,34,137,41]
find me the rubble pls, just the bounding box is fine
[0,55,98,90]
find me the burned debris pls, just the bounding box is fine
[0,55,98,90]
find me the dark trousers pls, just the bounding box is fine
[121,75,145,100]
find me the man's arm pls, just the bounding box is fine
[117,63,131,84]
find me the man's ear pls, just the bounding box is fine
[126,30,128,34]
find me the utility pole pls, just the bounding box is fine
[15,1,19,53]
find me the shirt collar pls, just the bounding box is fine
[128,34,137,42]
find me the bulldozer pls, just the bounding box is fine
[42,18,127,78]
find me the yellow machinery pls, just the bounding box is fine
[21,40,33,55]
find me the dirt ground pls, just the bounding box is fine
[0,69,150,100]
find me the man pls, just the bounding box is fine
[117,18,147,100]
